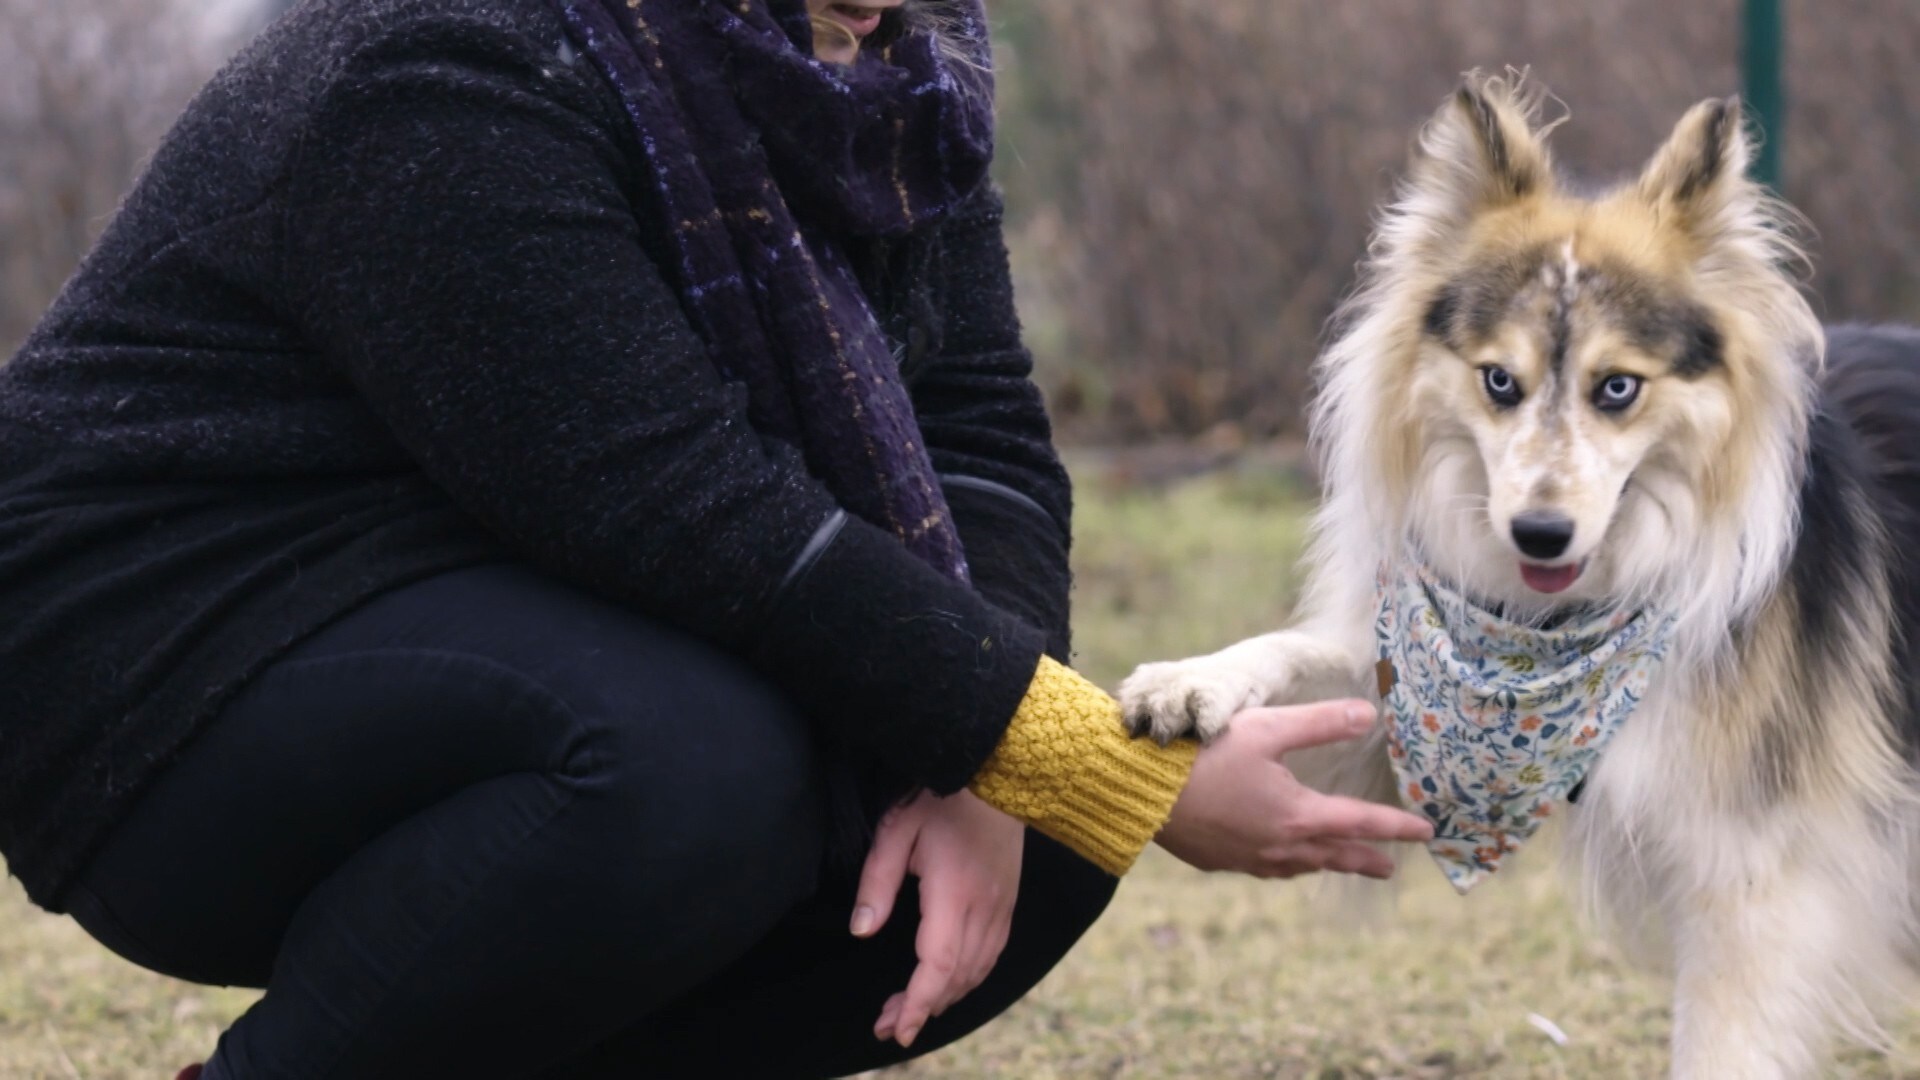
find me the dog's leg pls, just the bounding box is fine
[1117,627,1370,745]
[1117,511,1381,746]
[1666,840,1894,1080]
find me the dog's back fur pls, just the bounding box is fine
[1824,323,1920,756]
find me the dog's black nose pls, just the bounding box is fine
[1511,512,1575,560]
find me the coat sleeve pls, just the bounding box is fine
[914,186,1077,660]
[280,13,1042,792]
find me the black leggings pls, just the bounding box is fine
[66,565,1115,1078]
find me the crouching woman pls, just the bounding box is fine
[0,0,1431,1076]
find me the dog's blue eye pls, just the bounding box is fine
[1595,373,1643,412]
[1480,365,1522,407]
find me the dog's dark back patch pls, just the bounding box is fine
[1820,323,1920,761]
[1764,402,1881,800]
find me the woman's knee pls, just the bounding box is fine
[562,635,829,908]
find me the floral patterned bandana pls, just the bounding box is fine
[1373,561,1676,893]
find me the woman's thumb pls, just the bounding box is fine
[851,806,917,937]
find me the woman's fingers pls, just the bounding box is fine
[1264,838,1394,879]
[1319,839,1397,879]
[1261,838,1339,879]
[873,992,905,1041]
[1270,791,1427,880]
[1157,697,1434,881]
[1239,699,1376,755]
[944,900,1015,1016]
[852,805,918,938]
[863,790,1024,1043]
[1298,790,1434,843]
[883,901,1009,1037]
[1265,859,1317,879]
[933,907,984,1018]
[893,891,964,1047]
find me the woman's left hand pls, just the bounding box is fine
[851,788,1024,1048]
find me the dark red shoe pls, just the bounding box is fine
[175,1067,204,1080]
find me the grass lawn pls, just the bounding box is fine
[3,455,1919,1077]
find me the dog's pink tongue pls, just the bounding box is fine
[1520,562,1582,594]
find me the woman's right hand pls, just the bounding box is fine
[1154,700,1433,878]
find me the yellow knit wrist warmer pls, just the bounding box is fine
[969,655,1198,876]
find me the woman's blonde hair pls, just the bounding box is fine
[809,2,985,72]
[807,14,861,58]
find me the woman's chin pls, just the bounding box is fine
[816,42,860,65]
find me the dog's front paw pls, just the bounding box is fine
[1117,657,1265,745]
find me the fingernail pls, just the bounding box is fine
[850,906,875,936]
[1345,702,1375,728]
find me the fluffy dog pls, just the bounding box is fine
[1119,74,1920,1078]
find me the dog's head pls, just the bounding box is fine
[1316,74,1822,625]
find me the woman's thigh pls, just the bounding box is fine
[69,563,829,990]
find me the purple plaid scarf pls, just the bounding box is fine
[547,0,996,581]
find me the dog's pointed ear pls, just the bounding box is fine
[1407,73,1552,230]
[1637,96,1756,237]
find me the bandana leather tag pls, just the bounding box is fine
[1374,562,1676,893]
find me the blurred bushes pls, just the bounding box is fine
[3,0,1917,447]
[0,0,257,353]
[991,0,1920,440]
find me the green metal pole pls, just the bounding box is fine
[1742,0,1785,191]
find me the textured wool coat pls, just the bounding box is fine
[0,0,1071,909]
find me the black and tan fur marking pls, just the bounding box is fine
[1821,323,1920,757]
[1674,97,1736,204]
[1423,248,1726,381]
[1458,85,1541,200]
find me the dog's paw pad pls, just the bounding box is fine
[1118,659,1258,745]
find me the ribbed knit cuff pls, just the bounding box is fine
[969,656,1198,876]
